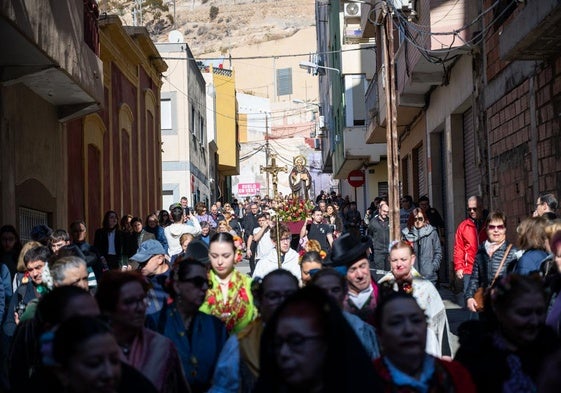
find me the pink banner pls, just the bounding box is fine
[237,183,261,196]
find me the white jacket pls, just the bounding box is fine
[164,216,201,256]
[252,247,301,284]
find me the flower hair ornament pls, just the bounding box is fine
[233,235,244,264]
[388,240,400,253]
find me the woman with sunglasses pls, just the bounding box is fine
[147,255,228,393]
[402,208,442,285]
[465,211,518,313]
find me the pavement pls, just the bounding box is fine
[236,257,469,355]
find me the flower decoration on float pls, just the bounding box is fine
[276,197,315,222]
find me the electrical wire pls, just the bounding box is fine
[156,45,376,62]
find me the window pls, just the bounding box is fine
[190,105,195,134]
[345,74,367,127]
[161,99,172,130]
[19,207,49,243]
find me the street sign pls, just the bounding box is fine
[347,170,365,188]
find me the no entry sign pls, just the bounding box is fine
[347,170,365,188]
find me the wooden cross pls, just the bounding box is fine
[260,154,287,198]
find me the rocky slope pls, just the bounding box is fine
[99,0,315,55]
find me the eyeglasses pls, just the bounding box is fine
[414,217,424,222]
[121,295,148,308]
[263,290,296,303]
[488,224,505,231]
[467,207,478,212]
[279,237,292,242]
[179,276,212,289]
[273,334,324,352]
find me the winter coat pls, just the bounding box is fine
[453,218,487,275]
[464,241,518,301]
[402,224,442,284]
[367,216,390,271]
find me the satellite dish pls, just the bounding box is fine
[168,30,184,43]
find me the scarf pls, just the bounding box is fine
[484,240,505,257]
[237,318,264,378]
[384,355,435,393]
[200,269,255,333]
[493,333,537,393]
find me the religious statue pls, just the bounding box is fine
[289,155,311,200]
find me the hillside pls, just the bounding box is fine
[98,0,315,55]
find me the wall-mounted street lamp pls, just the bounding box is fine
[299,61,341,75]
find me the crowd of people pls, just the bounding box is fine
[0,190,559,392]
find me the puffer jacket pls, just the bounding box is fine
[402,224,442,283]
[465,241,518,300]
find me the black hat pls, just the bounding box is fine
[185,240,210,265]
[329,233,371,267]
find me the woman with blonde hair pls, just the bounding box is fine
[512,216,549,275]
[217,220,237,237]
[13,241,41,291]
[378,240,452,357]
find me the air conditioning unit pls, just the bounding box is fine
[314,138,322,150]
[344,2,361,19]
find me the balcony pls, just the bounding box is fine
[365,65,431,143]
[0,0,104,121]
[366,0,474,143]
[500,0,561,61]
[334,125,386,178]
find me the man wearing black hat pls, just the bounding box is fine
[330,233,379,326]
[130,239,170,316]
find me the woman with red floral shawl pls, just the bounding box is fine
[200,232,256,333]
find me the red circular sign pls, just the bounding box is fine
[347,170,365,187]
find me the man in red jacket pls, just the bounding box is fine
[453,196,487,296]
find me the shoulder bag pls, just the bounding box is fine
[473,243,513,312]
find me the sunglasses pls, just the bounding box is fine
[467,207,478,212]
[488,224,505,231]
[414,217,424,222]
[179,276,212,288]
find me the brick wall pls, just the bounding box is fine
[487,56,561,227]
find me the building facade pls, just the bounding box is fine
[156,41,211,209]
[1,0,103,238]
[67,15,166,236]
[315,0,388,213]
[1,1,166,240]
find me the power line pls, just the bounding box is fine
[156,45,376,62]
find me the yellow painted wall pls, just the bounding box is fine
[214,69,239,174]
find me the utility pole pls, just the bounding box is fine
[382,3,401,241]
[264,114,270,196]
